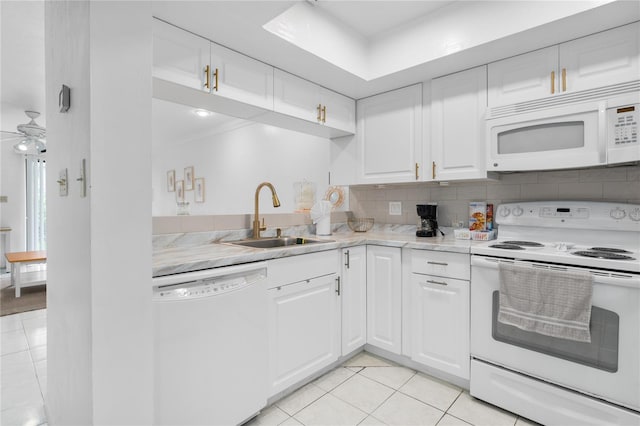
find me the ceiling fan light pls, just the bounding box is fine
[15,142,28,151]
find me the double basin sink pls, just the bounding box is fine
[230,236,331,249]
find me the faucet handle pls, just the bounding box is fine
[276,228,282,238]
[260,217,267,231]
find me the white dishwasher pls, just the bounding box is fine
[152,262,268,425]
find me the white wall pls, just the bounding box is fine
[152,122,331,216]
[0,146,26,253]
[45,1,153,423]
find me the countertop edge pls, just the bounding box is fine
[152,232,474,278]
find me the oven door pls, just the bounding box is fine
[487,100,606,172]
[470,255,640,411]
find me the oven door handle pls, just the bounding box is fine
[471,255,640,288]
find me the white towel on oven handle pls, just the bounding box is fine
[498,262,593,343]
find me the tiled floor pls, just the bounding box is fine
[0,308,48,426]
[248,352,538,426]
[1,301,535,426]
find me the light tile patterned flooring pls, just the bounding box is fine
[248,352,538,426]
[1,304,536,426]
[0,308,48,426]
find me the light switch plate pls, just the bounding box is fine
[389,201,402,215]
[58,169,68,196]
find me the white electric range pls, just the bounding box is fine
[469,201,640,426]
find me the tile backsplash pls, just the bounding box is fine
[349,165,640,228]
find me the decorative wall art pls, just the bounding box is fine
[167,170,175,192]
[194,178,205,203]
[184,166,194,191]
[175,180,185,202]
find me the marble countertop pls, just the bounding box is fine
[152,229,476,278]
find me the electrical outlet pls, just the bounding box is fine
[389,201,402,215]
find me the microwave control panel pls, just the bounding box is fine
[609,104,638,146]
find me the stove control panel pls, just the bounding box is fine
[540,206,589,219]
[496,201,640,231]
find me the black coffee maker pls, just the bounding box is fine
[416,203,443,237]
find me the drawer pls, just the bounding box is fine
[411,250,470,280]
[267,250,338,288]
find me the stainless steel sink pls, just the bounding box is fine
[230,237,330,249]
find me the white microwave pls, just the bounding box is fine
[487,94,639,172]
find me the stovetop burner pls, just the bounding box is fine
[489,244,526,250]
[589,247,632,254]
[572,250,636,260]
[502,240,545,247]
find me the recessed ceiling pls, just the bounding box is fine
[313,1,456,39]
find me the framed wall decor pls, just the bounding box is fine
[167,170,175,192]
[175,180,185,202]
[184,166,194,191]
[194,178,205,203]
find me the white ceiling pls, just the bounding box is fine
[2,0,639,146]
[1,0,46,136]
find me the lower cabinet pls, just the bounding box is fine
[367,245,402,355]
[341,246,367,355]
[267,273,340,396]
[410,272,470,380]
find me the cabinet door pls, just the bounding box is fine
[560,22,639,94]
[321,88,356,134]
[268,274,340,396]
[357,84,422,184]
[366,246,402,355]
[152,19,210,92]
[431,66,487,181]
[210,43,274,110]
[411,273,470,380]
[488,46,558,107]
[341,246,367,355]
[274,70,322,124]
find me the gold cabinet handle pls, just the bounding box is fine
[415,163,419,180]
[213,67,219,92]
[562,68,567,92]
[322,105,327,123]
[432,161,436,179]
[551,70,555,94]
[204,65,210,90]
[317,104,322,122]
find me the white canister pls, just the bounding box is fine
[316,216,331,236]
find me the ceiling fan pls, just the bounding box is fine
[1,110,47,155]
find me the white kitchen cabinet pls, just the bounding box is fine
[488,22,639,107]
[431,66,488,181]
[341,246,367,355]
[153,18,274,109]
[408,249,470,380]
[273,70,356,134]
[366,245,402,355]
[410,272,470,380]
[210,43,274,110]
[357,84,422,184]
[153,18,210,92]
[268,273,340,396]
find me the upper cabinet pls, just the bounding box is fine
[153,19,210,91]
[357,84,422,184]
[153,19,274,110]
[430,66,488,181]
[489,23,640,107]
[273,70,356,134]
[210,44,274,110]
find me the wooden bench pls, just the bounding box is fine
[4,250,47,298]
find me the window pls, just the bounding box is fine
[26,157,46,251]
